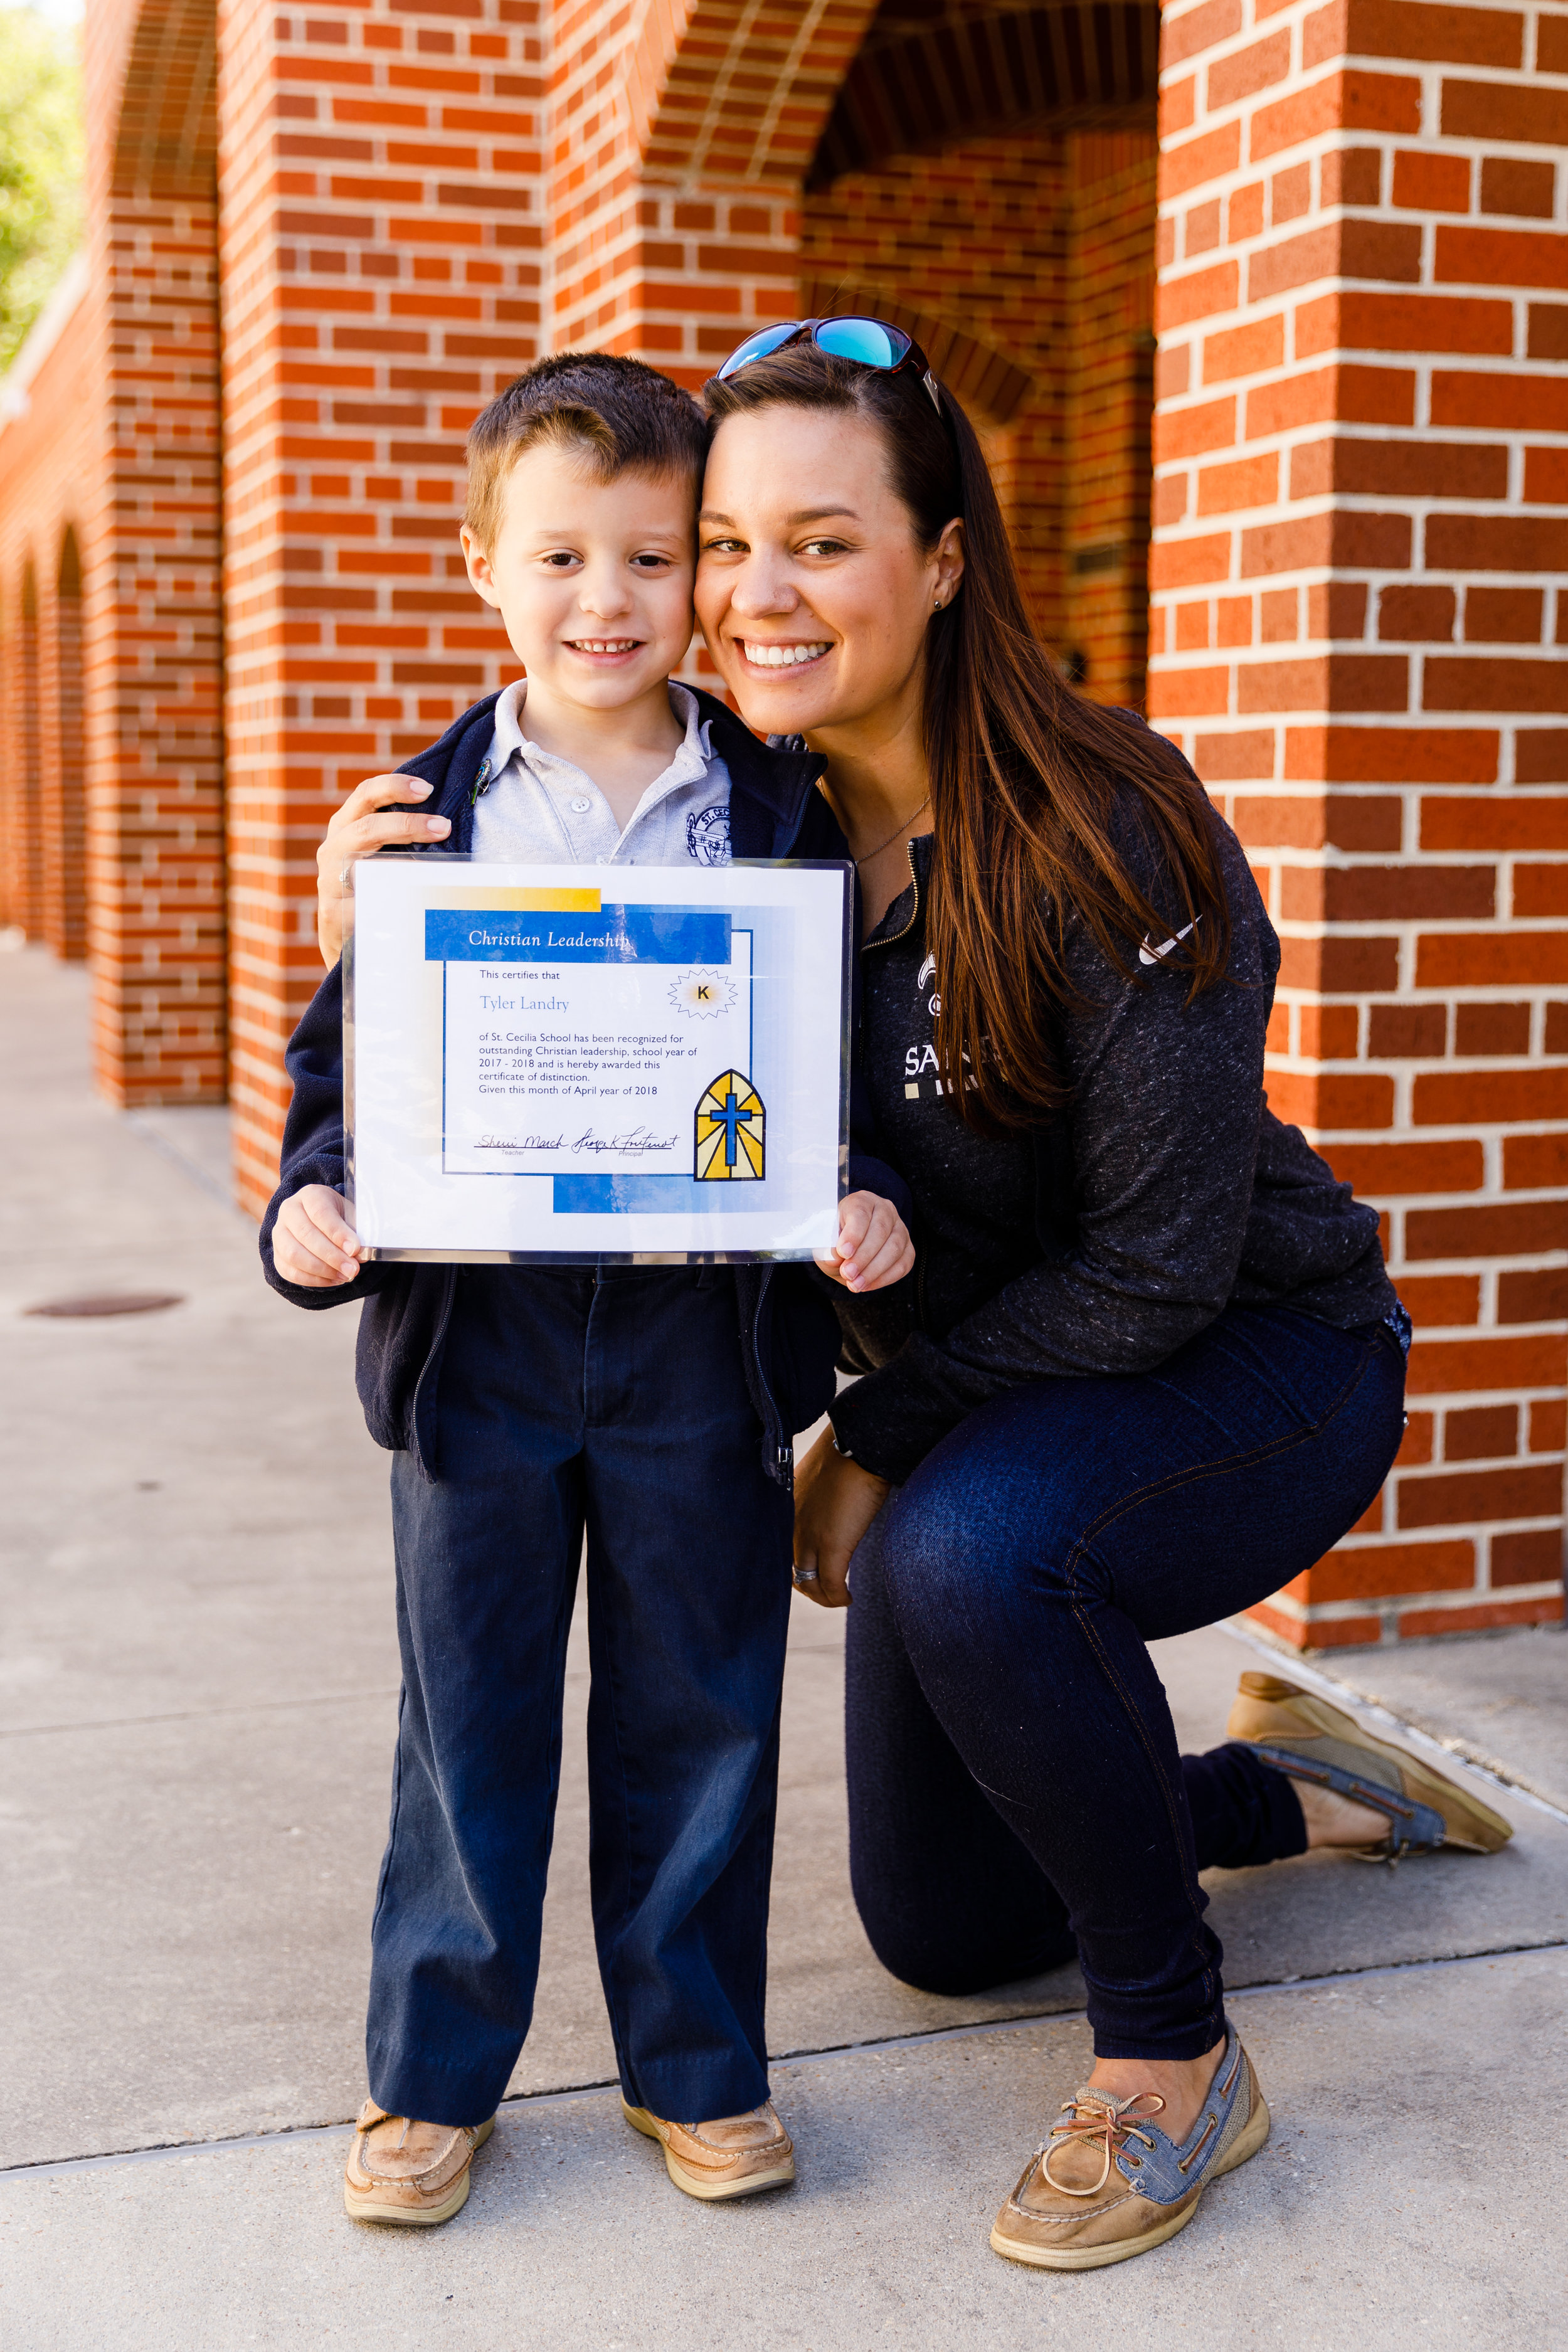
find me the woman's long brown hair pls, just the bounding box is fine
[702,344,1233,1133]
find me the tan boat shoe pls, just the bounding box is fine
[621,2097,795,2200]
[1227,1671,1513,1858]
[343,2099,495,2226]
[990,2030,1269,2271]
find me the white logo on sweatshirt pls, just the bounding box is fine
[916,949,939,1017]
[1139,917,1199,967]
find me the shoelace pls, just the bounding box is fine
[1041,2089,1165,2197]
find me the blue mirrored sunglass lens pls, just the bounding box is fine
[815,318,906,368]
[718,324,800,376]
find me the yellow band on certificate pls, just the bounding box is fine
[422,886,602,913]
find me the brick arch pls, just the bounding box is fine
[110,0,217,197]
[797,273,1032,426]
[632,0,886,186]
[807,0,1158,187]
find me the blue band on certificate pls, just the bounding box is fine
[553,1176,759,1214]
[425,906,729,963]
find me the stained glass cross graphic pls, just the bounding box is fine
[710,1086,756,1169]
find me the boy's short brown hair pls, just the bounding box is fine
[464,352,708,553]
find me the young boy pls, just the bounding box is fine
[262,355,912,2226]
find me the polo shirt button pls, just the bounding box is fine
[569,795,592,813]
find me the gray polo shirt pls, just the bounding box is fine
[469,679,733,868]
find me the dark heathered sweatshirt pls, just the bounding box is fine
[829,804,1399,1487]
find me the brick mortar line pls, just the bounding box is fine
[1287,1582,1564,1613]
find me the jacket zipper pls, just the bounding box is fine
[859,840,921,956]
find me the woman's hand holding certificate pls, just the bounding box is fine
[317,771,452,967]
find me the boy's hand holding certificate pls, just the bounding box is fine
[346,854,850,1261]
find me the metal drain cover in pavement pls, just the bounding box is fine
[23,1293,186,1319]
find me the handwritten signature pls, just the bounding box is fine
[470,1126,679,1157]
[573,1126,677,1157]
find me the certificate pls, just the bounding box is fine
[345,854,851,1261]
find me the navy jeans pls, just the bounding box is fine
[845,1305,1406,2060]
[369,1264,793,2127]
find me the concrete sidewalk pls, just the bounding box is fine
[2,945,1564,2348]
[6,1949,1564,2351]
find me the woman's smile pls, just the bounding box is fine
[734,638,833,670]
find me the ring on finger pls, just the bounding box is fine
[793,1567,820,1586]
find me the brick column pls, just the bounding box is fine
[1064,135,1160,702]
[1150,0,1567,1643]
[0,278,95,956]
[532,0,884,705]
[216,0,543,1210]
[41,528,88,961]
[13,561,44,938]
[81,0,228,1103]
[547,0,879,384]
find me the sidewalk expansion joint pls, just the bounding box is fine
[0,1689,403,1742]
[6,1940,1564,2185]
[124,1111,249,1218]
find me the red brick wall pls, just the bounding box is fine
[13,561,43,937]
[1068,133,1160,702]
[802,134,1076,649]
[215,0,542,1207]
[42,529,87,961]
[546,0,827,383]
[82,0,228,1103]
[798,127,1157,701]
[0,293,98,954]
[92,183,226,1103]
[1150,0,1567,1641]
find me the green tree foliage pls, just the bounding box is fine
[0,7,84,374]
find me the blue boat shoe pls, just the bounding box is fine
[990,2028,1269,2270]
[1226,1672,1513,1859]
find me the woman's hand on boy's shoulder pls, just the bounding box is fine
[273,1185,366,1288]
[815,1191,914,1295]
[316,773,453,966]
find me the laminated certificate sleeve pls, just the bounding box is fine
[345,855,852,1261]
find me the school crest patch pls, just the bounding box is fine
[686,803,732,866]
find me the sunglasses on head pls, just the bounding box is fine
[716,317,942,411]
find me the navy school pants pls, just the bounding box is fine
[844,1304,1407,2062]
[368,1264,793,2128]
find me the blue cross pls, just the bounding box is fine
[709,1086,756,1170]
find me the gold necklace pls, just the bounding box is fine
[854,795,930,868]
